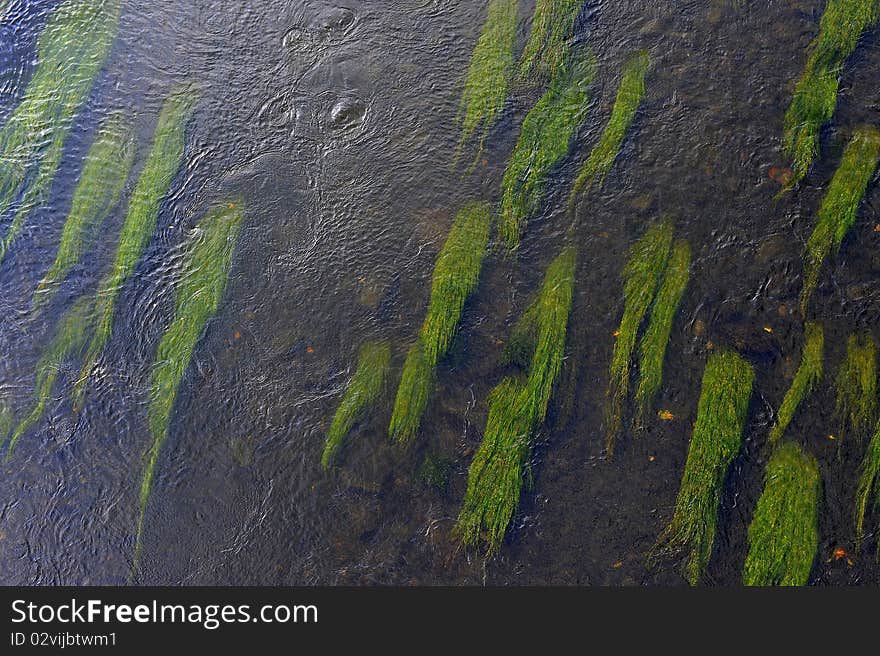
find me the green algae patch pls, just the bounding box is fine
[322,340,391,469]
[856,424,880,553]
[783,0,879,185]
[635,239,690,419]
[133,201,244,574]
[800,126,880,313]
[768,322,824,447]
[498,50,595,249]
[5,297,94,456]
[458,0,519,159]
[456,246,576,554]
[568,50,650,212]
[743,442,821,586]
[390,201,491,445]
[649,350,754,585]
[0,0,123,263]
[605,219,673,456]
[835,333,877,443]
[73,89,198,406]
[517,0,583,86]
[32,112,136,312]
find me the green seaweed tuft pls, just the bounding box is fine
[32,111,136,313]
[133,201,244,575]
[498,50,595,249]
[649,350,754,585]
[605,219,673,456]
[73,89,198,406]
[801,126,880,313]
[517,0,584,86]
[634,239,690,419]
[456,246,576,554]
[835,333,877,443]
[389,202,491,444]
[5,297,94,456]
[322,340,391,469]
[568,50,650,212]
[0,0,123,263]
[768,322,824,447]
[783,0,879,184]
[856,423,880,554]
[742,442,821,586]
[458,0,518,158]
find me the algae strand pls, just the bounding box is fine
[0,0,123,263]
[856,424,880,554]
[322,340,391,469]
[133,201,244,574]
[517,0,584,86]
[801,126,880,313]
[498,49,595,249]
[32,112,136,312]
[767,321,824,447]
[73,89,198,406]
[835,333,877,443]
[742,442,821,586]
[605,219,673,457]
[783,0,879,184]
[649,350,754,585]
[389,201,491,445]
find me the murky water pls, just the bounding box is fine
[1,0,880,585]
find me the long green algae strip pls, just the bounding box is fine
[768,322,824,447]
[0,0,123,263]
[456,246,576,554]
[133,202,244,574]
[605,219,673,456]
[73,89,198,406]
[649,350,754,585]
[498,49,595,249]
[322,340,391,469]
[458,0,518,158]
[389,202,491,444]
[783,0,878,185]
[835,333,877,442]
[801,125,880,313]
[568,50,650,213]
[32,112,136,312]
[517,0,583,86]
[635,239,690,419]
[743,442,821,586]
[4,297,94,456]
[856,423,880,554]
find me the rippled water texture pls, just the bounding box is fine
[2,0,880,585]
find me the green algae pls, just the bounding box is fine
[133,201,244,574]
[856,423,880,553]
[458,0,519,158]
[634,239,690,419]
[800,126,880,313]
[322,340,391,469]
[498,50,596,249]
[456,246,576,554]
[605,219,673,456]
[389,201,491,445]
[5,297,94,456]
[783,0,879,184]
[743,442,821,586]
[0,0,123,263]
[73,89,198,406]
[835,333,877,443]
[517,0,583,86]
[768,322,824,447]
[649,350,754,585]
[32,112,136,313]
[568,50,650,213]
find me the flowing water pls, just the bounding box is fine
[1,0,880,585]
